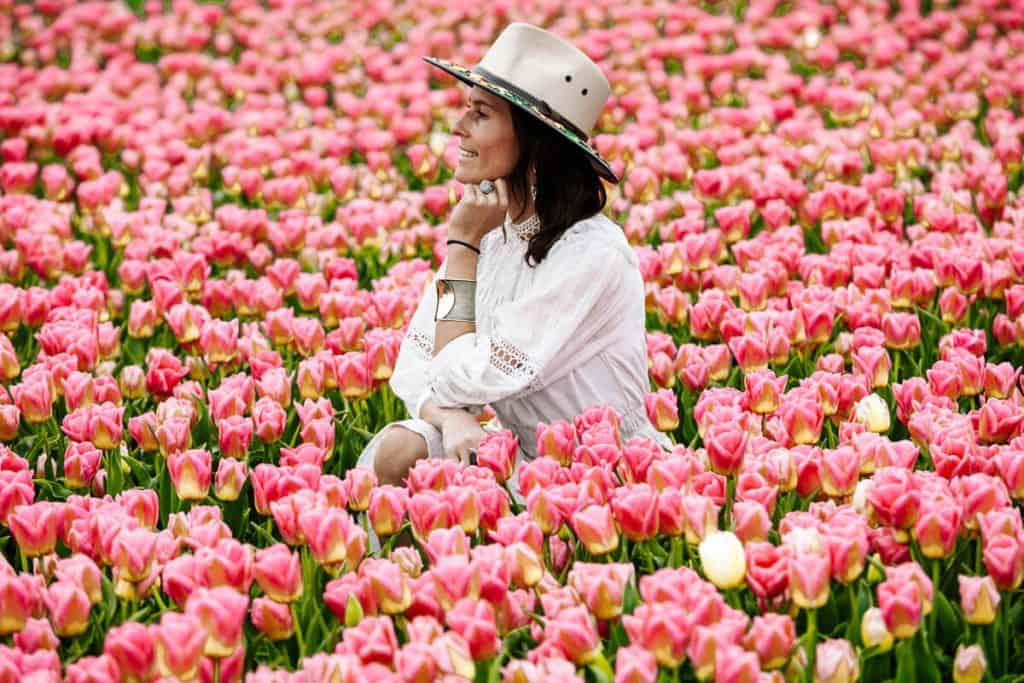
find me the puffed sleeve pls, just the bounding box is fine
[423,239,632,409]
[388,259,447,420]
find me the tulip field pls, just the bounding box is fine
[2,0,1024,680]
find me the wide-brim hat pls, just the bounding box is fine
[424,22,618,184]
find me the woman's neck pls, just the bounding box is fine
[508,196,535,224]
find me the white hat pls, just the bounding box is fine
[424,22,618,183]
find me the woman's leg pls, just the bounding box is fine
[372,425,430,486]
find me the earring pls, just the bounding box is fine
[530,183,537,200]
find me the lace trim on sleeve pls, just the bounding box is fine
[491,336,544,397]
[406,328,434,358]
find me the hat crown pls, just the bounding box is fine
[475,23,610,139]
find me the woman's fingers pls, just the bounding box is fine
[494,178,509,209]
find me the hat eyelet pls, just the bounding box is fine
[565,75,572,82]
[581,88,588,96]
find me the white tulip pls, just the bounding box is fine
[698,530,746,590]
[853,393,891,433]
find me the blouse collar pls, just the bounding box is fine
[506,211,542,241]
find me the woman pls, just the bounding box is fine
[359,23,670,486]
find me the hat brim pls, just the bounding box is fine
[423,56,619,184]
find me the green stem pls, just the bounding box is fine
[213,658,221,683]
[291,602,306,658]
[805,608,818,683]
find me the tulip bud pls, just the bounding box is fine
[953,644,987,683]
[959,575,999,625]
[859,607,893,652]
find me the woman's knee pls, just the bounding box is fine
[373,426,429,485]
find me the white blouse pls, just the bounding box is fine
[388,211,671,460]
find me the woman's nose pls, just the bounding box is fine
[451,111,469,139]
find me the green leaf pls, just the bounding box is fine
[894,639,916,683]
[933,590,960,649]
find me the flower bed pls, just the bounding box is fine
[0,0,1023,681]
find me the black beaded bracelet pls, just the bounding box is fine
[446,239,481,255]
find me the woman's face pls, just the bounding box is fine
[451,85,520,185]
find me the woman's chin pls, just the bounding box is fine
[453,168,481,185]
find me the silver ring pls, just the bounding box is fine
[479,180,494,195]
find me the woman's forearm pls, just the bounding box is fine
[418,396,471,431]
[434,244,478,355]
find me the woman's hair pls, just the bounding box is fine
[505,104,607,267]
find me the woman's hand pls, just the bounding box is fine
[440,410,487,465]
[447,178,510,247]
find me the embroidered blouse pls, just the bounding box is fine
[388,210,670,459]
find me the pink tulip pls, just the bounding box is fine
[368,485,408,538]
[301,506,366,572]
[959,575,999,626]
[610,484,658,542]
[217,414,253,460]
[340,615,398,666]
[44,580,91,637]
[614,644,657,683]
[913,499,961,558]
[789,550,830,609]
[982,533,1024,591]
[544,605,601,665]
[0,572,34,635]
[167,448,212,501]
[568,562,633,621]
[145,349,188,398]
[12,377,53,424]
[103,622,155,682]
[877,574,922,639]
[359,558,411,616]
[324,571,379,623]
[705,422,748,476]
[820,446,860,498]
[569,503,619,556]
[251,596,294,641]
[213,458,248,502]
[622,602,691,668]
[185,586,250,658]
[644,389,679,434]
[9,501,58,558]
[14,617,59,653]
[475,430,518,484]
[155,612,206,679]
[445,597,500,661]
[342,466,375,513]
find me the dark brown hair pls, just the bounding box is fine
[504,104,608,267]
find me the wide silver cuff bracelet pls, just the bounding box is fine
[434,278,476,322]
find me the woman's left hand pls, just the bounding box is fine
[447,178,510,247]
